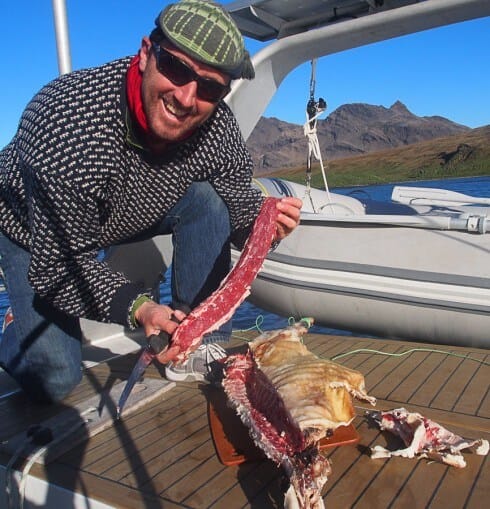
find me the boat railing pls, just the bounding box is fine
[303,209,490,233]
[226,0,490,141]
[392,186,490,207]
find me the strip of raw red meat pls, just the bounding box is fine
[157,197,280,364]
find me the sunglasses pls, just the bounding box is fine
[152,44,230,103]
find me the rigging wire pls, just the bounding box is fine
[304,59,331,212]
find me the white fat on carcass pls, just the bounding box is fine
[284,484,325,509]
[223,321,375,509]
[368,407,489,468]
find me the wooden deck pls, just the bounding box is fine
[1,330,488,508]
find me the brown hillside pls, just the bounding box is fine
[262,125,489,187]
[247,101,470,174]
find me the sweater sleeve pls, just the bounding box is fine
[15,82,144,326]
[24,163,143,325]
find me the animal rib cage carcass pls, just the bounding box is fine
[222,321,376,509]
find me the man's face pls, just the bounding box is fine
[138,37,230,146]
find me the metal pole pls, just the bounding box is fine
[51,0,72,74]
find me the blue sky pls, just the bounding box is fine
[1,1,489,149]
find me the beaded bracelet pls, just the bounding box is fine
[129,294,153,328]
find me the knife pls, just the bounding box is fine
[116,304,189,419]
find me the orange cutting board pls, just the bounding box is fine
[208,388,360,466]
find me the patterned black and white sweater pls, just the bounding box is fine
[0,57,263,326]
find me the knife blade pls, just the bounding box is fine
[116,332,168,419]
[116,305,189,419]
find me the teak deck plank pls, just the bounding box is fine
[1,331,488,508]
[453,359,489,417]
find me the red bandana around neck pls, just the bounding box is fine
[126,55,150,135]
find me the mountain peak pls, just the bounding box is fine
[390,100,411,114]
[247,101,470,173]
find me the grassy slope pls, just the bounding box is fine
[260,126,490,188]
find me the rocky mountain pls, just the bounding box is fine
[247,101,470,174]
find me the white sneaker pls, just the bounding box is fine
[165,343,227,382]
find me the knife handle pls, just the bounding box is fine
[148,303,191,354]
[148,332,170,354]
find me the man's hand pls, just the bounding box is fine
[134,300,187,339]
[274,197,302,241]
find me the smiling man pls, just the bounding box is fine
[0,0,302,403]
[140,41,230,149]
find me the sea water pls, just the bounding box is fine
[1,176,489,337]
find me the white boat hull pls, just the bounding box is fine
[233,179,490,348]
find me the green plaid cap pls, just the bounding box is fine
[156,0,254,79]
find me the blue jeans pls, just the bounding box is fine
[0,182,231,403]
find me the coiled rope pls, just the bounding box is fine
[232,315,489,367]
